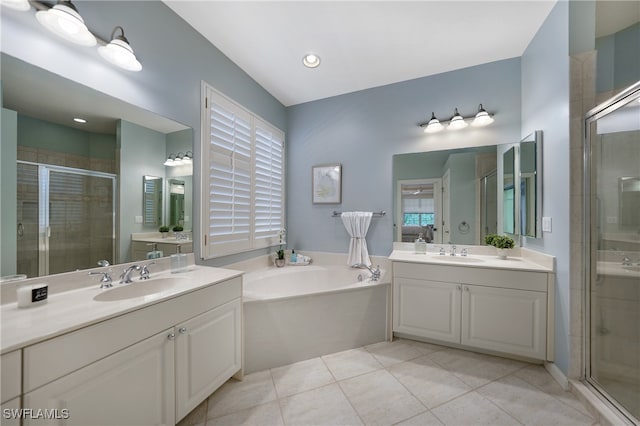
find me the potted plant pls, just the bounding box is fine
[172,225,183,232]
[484,233,515,259]
[159,225,170,238]
[275,228,286,267]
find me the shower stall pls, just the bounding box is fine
[16,162,117,278]
[584,82,640,423]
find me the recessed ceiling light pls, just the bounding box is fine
[302,53,320,68]
[73,117,87,123]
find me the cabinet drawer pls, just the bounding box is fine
[24,276,241,393]
[1,350,21,403]
[393,262,547,292]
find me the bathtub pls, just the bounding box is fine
[242,263,390,373]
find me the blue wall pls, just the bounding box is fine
[286,58,521,256]
[1,108,18,276]
[521,1,571,374]
[1,0,287,267]
[596,23,640,93]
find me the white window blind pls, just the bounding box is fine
[203,85,284,258]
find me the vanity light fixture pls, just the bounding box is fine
[302,53,321,68]
[471,104,494,127]
[419,104,495,134]
[423,112,444,134]
[1,0,31,11]
[163,154,177,167]
[448,108,468,130]
[35,0,96,46]
[98,26,142,72]
[164,152,193,167]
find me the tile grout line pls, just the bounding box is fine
[269,367,288,426]
[320,354,367,426]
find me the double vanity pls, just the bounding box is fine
[390,243,555,362]
[0,257,242,425]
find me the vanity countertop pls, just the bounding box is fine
[131,236,193,244]
[389,248,554,273]
[0,265,242,354]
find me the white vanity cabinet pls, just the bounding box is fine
[1,350,22,426]
[23,329,176,426]
[19,275,242,426]
[175,298,241,421]
[393,261,552,360]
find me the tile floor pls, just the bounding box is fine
[178,339,598,426]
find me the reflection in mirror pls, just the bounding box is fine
[502,147,516,234]
[143,176,163,226]
[1,54,193,278]
[619,177,640,226]
[393,146,498,245]
[520,131,542,237]
[168,179,186,228]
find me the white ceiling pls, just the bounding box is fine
[165,0,558,106]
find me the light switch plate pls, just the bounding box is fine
[542,217,552,233]
[134,215,143,224]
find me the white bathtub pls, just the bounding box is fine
[242,263,390,373]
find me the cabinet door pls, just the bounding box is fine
[175,298,242,422]
[393,277,461,344]
[461,285,546,359]
[1,397,21,426]
[24,329,175,426]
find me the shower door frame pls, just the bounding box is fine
[17,161,117,277]
[583,81,640,423]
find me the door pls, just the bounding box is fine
[461,285,546,359]
[442,169,451,243]
[393,277,461,344]
[24,329,175,426]
[396,178,442,244]
[16,162,116,277]
[175,298,242,422]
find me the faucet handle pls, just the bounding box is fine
[140,261,156,280]
[461,248,468,257]
[438,247,446,256]
[89,270,113,289]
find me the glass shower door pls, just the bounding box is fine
[16,163,116,277]
[586,84,640,422]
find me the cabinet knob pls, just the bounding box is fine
[464,286,469,292]
[178,327,187,334]
[167,332,175,341]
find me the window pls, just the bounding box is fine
[202,85,284,258]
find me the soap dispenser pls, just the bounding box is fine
[171,245,187,273]
[414,233,427,254]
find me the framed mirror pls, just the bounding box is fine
[1,54,193,277]
[502,146,516,235]
[519,130,543,237]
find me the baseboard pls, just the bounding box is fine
[544,362,569,391]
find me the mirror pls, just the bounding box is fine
[393,145,500,245]
[168,179,186,228]
[502,146,516,234]
[619,177,640,226]
[1,54,193,278]
[520,131,542,237]
[143,176,164,226]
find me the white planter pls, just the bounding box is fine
[495,248,512,259]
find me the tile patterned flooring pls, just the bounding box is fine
[178,339,598,426]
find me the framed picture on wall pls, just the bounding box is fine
[312,164,342,204]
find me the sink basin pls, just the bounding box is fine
[429,255,484,263]
[623,265,640,272]
[94,277,182,302]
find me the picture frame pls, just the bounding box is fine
[312,164,342,204]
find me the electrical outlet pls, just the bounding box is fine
[134,215,143,224]
[606,216,618,224]
[542,217,552,233]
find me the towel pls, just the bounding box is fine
[341,211,373,266]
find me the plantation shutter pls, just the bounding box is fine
[205,91,252,256]
[253,118,284,247]
[202,85,285,259]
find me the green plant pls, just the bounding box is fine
[172,226,184,232]
[159,226,170,233]
[275,228,286,259]
[484,233,515,249]
[276,249,285,260]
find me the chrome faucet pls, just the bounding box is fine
[353,264,381,281]
[460,248,468,257]
[622,254,632,266]
[89,270,113,289]
[438,247,446,256]
[139,261,155,280]
[120,265,141,284]
[450,245,457,256]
